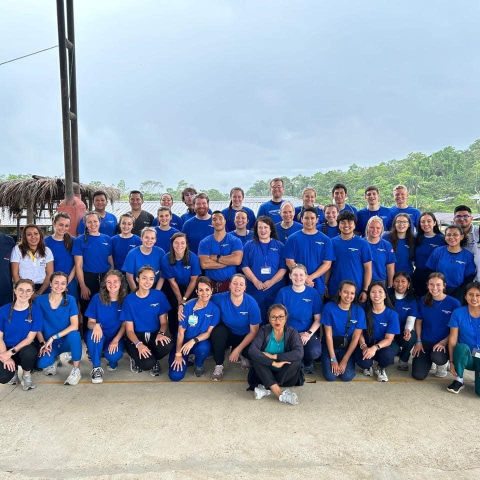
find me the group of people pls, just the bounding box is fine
[1,181,480,406]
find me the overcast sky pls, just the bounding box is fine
[1,1,479,193]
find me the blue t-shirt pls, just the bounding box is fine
[161,252,202,285]
[339,204,358,216]
[111,234,142,271]
[275,222,303,245]
[321,302,366,340]
[85,294,123,336]
[241,239,286,283]
[34,294,78,339]
[182,217,214,254]
[419,295,461,344]
[329,236,372,296]
[211,292,261,336]
[152,213,184,231]
[294,206,325,225]
[122,246,165,283]
[414,234,446,270]
[369,239,396,282]
[230,230,254,246]
[181,211,196,223]
[284,230,336,295]
[120,290,170,332]
[383,234,414,275]
[155,227,180,253]
[448,306,480,351]
[318,224,340,239]
[257,200,284,224]
[72,234,112,273]
[222,206,256,232]
[392,296,419,330]
[77,212,118,237]
[45,236,74,275]
[198,233,243,281]
[179,300,220,340]
[426,247,476,288]
[390,206,421,231]
[366,307,400,340]
[356,207,392,237]
[0,303,43,347]
[274,286,323,332]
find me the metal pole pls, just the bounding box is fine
[66,0,79,185]
[56,0,74,202]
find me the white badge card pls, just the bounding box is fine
[188,314,198,327]
[261,267,272,275]
[472,348,480,358]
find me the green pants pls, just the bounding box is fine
[453,343,480,396]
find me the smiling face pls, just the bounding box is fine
[93,194,107,213]
[158,210,172,227]
[393,275,409,295]
[339,283,356,306]
[394,215,410,234]
[105,274,121,296]
[365,189,379,207]
[257,221,271,241]
[14,281,34,303]
[196,281,213,302]
[211,213,226,232]
[234,211,248,230]
[172,236,187,256]
[194,198,209,217]
[445,227,463,248]
[370,284,386,305]
[333,188,346,205]
[230,190,244,209]
[339,219,355,236]
[302,211,317,232]
[129,193,143,212]
[454,210,473,229]
[53,217,70,236]
[427,277,446,298]
[325,206,338,224]
[161,194,173,208]
[465,287,480,308]
[280,204,294,224]
[393,187,408,206]
[120,216,134,234]
[367,220,382,240]
[50,274,68,295]
[270,181,284,201]
[302,189,316,207]
[141,230,156,248]
[137,270,155,291]
[419,214,435,234]
[25,227,41,249]
[290,267,306,287]
[269,306,287,330]
[85,214,100,234]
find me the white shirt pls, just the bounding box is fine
[10,245,54,284]
[465,225,480,281]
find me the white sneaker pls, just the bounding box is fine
[64,367,82,386]
[91,367,104,384]
[254,384,271,400]
[106,364,117,372]
[56,355,63,367]
[7,372,19,385]
[430,362,437,372]
[279,389,298,405]
[376,368,388,382]
[64,352,73,364]
[44,363,58,376]
[435,362,449,378]
[363,367,373,377]
[211,365,224,381]
[21,374,36,391]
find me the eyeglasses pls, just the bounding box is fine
[445,233,461,237]
[271,185,283,189]
[184,193,196,198]
[17,288,33,294]
[395,221,409,225]
[270,314,286,321]
[455,215,471,219]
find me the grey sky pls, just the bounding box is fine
[1,1,479,193]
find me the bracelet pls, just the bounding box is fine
[175,352,183,357]
[375,344,381,350]
[360,343,367,349]
[415,340,422,344]
[193,337,200,344]
[157,331,166,336]
[55,333,60,340]
[135,341,143,348]
[180,303,186,307]
[182,296,187,301]
[330,357,337,362]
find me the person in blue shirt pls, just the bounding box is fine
[180,187,198,224]
[85,270,127,384]
[182,193,214,254]
[257,178,285,224]
[325,211,372,303]
[241,216,286,321]
[73,212,114,333]
[77,190,118,237]
[198,211,243,292]
[151,193,184,230]
[170,277,220,381]
[154,207,180,253]
[365,216,396,287]
[390,185,421,232]
[222,187,256,232]
[0,221,15,308]
[276,202,303,245]
[209,274,261,381]
[294,188,325,225]
[388,271,419,372]
[383,214,415,276]
[230,210,254,246]
[412,212,445,297]
[162,232,201,337]
[447,282,480,395]
[36,272,83,386]
[319,204,340,239]
[355,186,392,236]
[284,207,335,297]
[332,183,357,216]
[122,227,165,291]
[426,225,476,302]
[45,212,78,300]
[0,279,42,390]
[321,280,366,382]
[121,265,172,376]
[354,282,400,382]
[275,264,322,374]
[111,213,142,272]
[411,273,461,380]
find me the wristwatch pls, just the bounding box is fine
[10,348,17,355]
[216,254,221,262]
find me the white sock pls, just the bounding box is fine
[455,376,464,384]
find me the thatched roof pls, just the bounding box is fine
[0,177,121,217]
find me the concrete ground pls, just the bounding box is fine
[1,354,479,480]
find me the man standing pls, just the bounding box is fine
[180,187,198,223]
[198,211,243,292]
[182,193,214,254]
[332,184,357,215]
[257,178,285,224]
[390,185,421,229]
[355,186,392,236]
[0,220,15,307]
[129,190,154,236]
[284,207,335,297]
[454,205,480,280]
[77,190,118,237]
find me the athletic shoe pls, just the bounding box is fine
[447,380,465,394]
[64,352,73,364]
[64,367,82,386]
[240,356,251,370]
[56,355,63,367]
[430,362,437,372]
[211,365,224,381]
[279,389,298,405]
[304,363,315,374]
[397,360,409,371]
[91,367,104,384]
[187,354,195,366]
[193,365,205,377]
[150,361,162,377]
[313,356,322,365]
[130,357,142,373]
[376,368,388,382]
[21,374,36,391]
[44,363,58,376]
[363,367,373,377]
[7,372,19,385]
[435,362,449,378]
[106,364,117,372]
[254,384,271,400]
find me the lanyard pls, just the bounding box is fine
[468,313,480,349]
[259,241,271,266]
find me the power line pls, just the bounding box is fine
[0,45,58,67]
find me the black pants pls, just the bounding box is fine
[0,344,38,384]
[162,282,196,338]
[210,322,251,365]
[125,331,173,371]
[248,360,303,389]
[412,268,432,299]
[412,340,448,380]
[80,271,107,334]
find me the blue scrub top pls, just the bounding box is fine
[383,234,414,276]
[257,200,284,224]
[179,300,220,340]
[448,306,480,351]
[356,207,392,237]
[45,236,74,275]
[366,307,400,340]
[418,295,461,344]
[111,234,142,271]
[275,222,303,245]
[321,302,366,340]
[392,296,419,330]
[72,234,112,273]
[34,294,78,339]
[241,239,286,282]
[120,290,170,332]
[77,212,118,237]
[222,206,256,232]
[152,213,184,231]
[0,303,43,347]
[122,246,165,283]
[154,227,180,254]
[414,234,445,270]
[161,252,202,285]
[369,239,396,283]
[182,217,214,254]
[426,247,476,288]
[85,294,123,336]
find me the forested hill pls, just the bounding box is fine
[247,139,480,212]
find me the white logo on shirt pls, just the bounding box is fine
[205,314,213,318]
[270,248,279,251]
[351,319,357,324]
[430,244,439,248]
[302,299,312,303]
[348,248,359,252]
[402,307,411,311]
[150,303,159,307]
[456,261,466,265]
[184,266,191,269]
[102,242,109,246]
[220,243,229,247]
[240,311,248,315]
[129,244,137,248]
[380,322,387,326]
[315,241,324,245]
[442,310,452,314]
[377,248,386,252]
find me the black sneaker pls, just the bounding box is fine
[150,361,162,377]
[447,380,465,394]
[130,357,142,373]
[193,365,205,377]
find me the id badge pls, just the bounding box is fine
[472,348,480,358]
[188,314,198,327]
[261,267,272,275]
